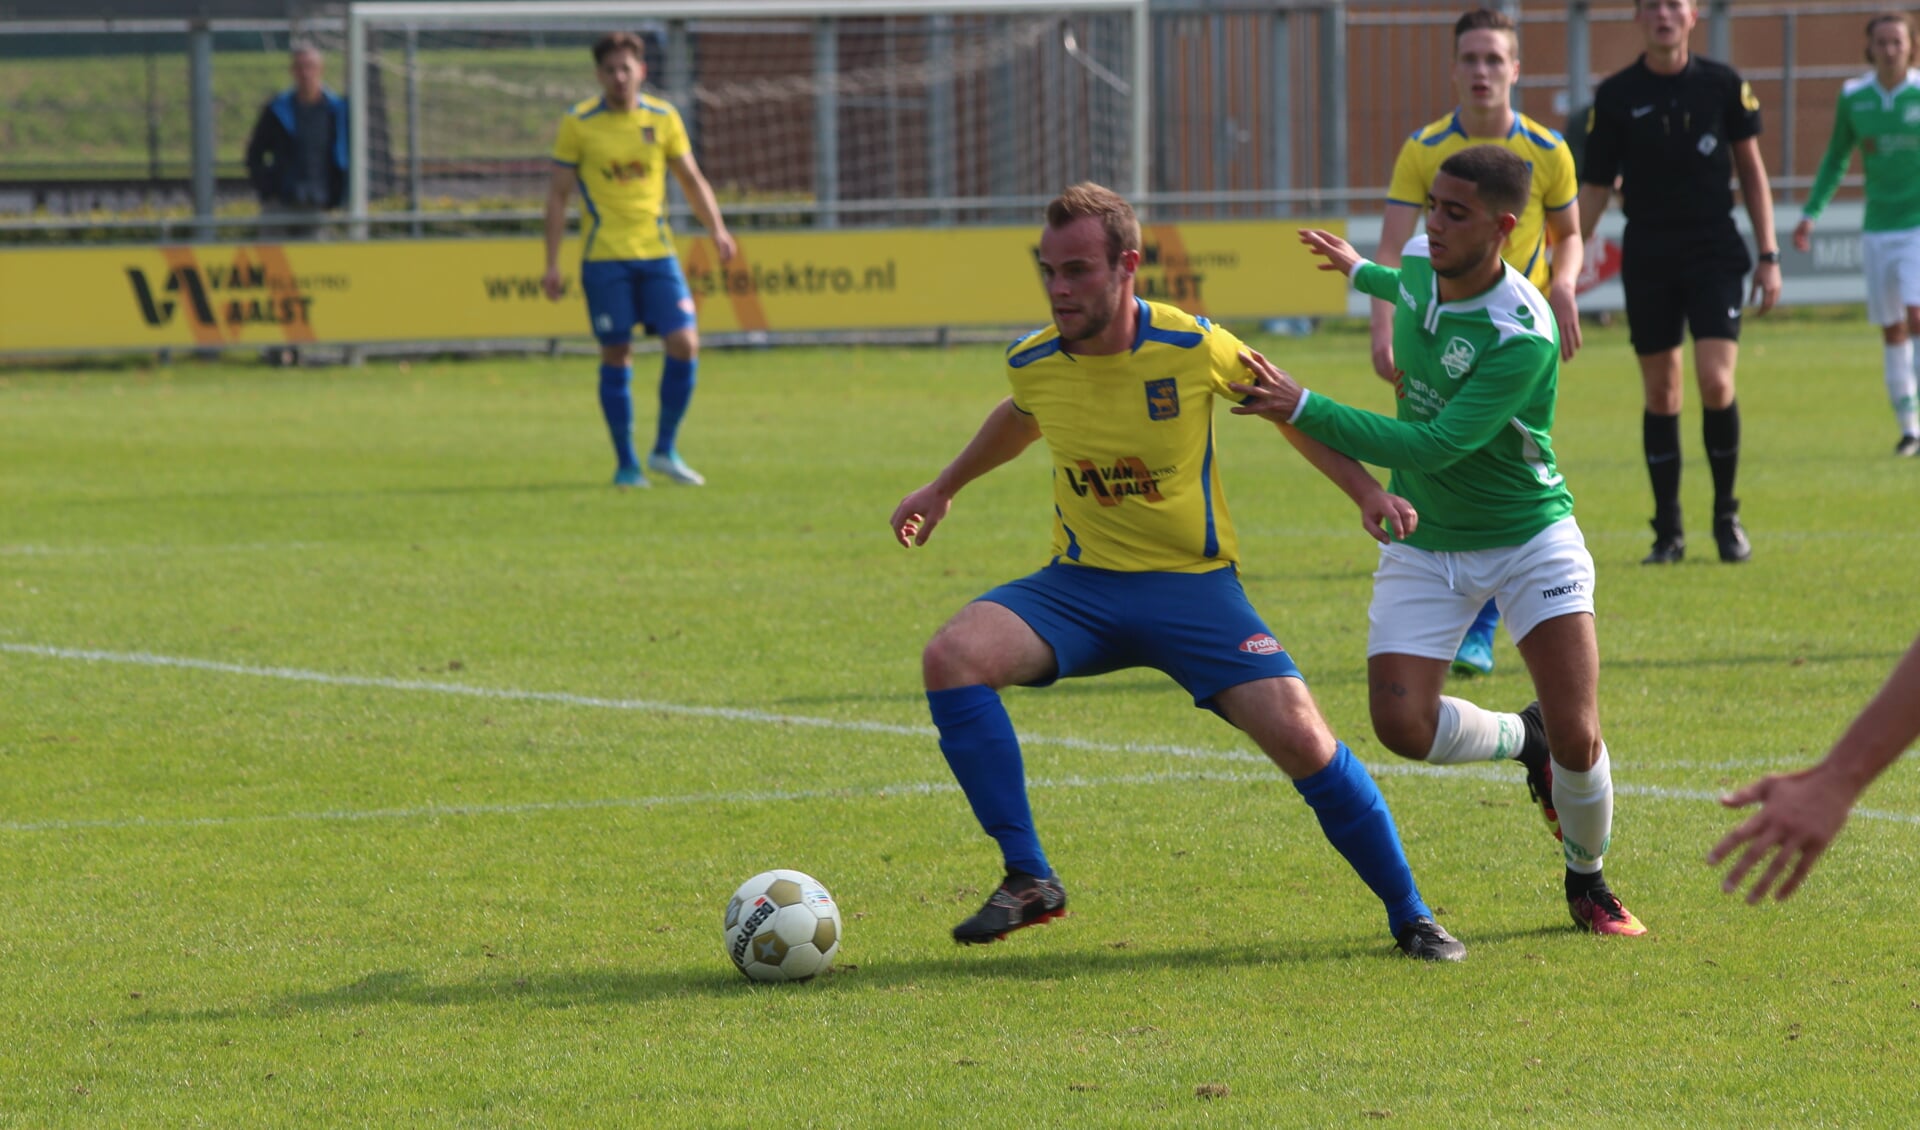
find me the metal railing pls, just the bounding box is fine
[0,0,1897,239]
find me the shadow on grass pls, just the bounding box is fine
[126,926,1558,1024]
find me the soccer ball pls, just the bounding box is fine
[723,869,842,982]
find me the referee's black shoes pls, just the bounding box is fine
[1641,524,1685,565]
[1713,512,1752,563]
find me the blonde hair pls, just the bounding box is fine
[1044,183,1141,267]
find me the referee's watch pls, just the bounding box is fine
[1757,250,1780,264]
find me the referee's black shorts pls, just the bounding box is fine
[1620,224,1753,355]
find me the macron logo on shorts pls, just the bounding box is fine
[1541,582,1585,599]
[1238,633,1283,655]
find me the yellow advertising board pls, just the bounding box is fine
[0,220,1346,353]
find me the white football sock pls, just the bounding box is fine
[1886,341,1918,436]
[1552,743,1613,876]
[1424,696,1525,765]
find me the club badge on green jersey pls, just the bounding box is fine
[1439,337,1477,379]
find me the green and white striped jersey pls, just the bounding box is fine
[1291,235,1574,551]
[1804,69,1920,233]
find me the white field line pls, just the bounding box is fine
[0,769,1255,833]
[3,641,1916,832]
[0,641,1268,764]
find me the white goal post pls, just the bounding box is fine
[344,0,1151,232]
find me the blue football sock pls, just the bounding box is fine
[1467,597,1499,641]
[597,364,638,470]
[1292,743,1430,935]
[927,685,1050,878]
[654,355,697,457]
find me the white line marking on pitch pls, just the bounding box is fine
[0,641,1268,764]
[0,770,1267,833]
[2,641,1915,831]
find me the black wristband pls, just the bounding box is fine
[1757,250,1780,264]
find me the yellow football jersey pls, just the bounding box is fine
[1005,299,1249,574]
[551,94,691,261]
[1386,111,1577,291]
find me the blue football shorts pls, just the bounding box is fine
[975,562,1304,713]
[580,257,696,346]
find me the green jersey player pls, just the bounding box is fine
[1794,12,1920,455]
[1231,145,1647,937]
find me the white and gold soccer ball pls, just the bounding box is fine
[722,869,842,982]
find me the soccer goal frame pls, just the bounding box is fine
[343,0,1152,231]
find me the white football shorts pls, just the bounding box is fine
[1862,226,1920,328]
[1366,516,1596,660]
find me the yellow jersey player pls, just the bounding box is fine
[542,31,736,488]
[1375,7,1585,678]
[888,182,1464,961]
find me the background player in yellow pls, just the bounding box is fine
[542,31,736,489]
[1373,7,1585,677]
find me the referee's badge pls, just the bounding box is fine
[1145,378,1180,420]
[1439,337,1477,379]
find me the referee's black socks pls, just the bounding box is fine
[1642,411,1684,535]
[1703,401,1741,518]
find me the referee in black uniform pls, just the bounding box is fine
[1579,0,1782,565]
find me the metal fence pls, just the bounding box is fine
[0,0,1898,238]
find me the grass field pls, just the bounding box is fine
[4,315,1919,1125]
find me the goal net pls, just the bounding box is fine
[343,0,1148,230]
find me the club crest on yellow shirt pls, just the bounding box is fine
[1145,378,1180,420]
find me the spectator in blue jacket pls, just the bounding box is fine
[245,44,348,233]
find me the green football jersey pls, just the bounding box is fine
[1804,69,1920,233]
[1290,235,1574,551]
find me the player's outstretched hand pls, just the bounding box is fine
[1707,766,1856,904]
[890,484,952,549]
[1298,229,1362,275]
[1549,287,1583,363]
[1359,490,1418,545]
[541,267,566,302]
[1228,349,1305,422]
